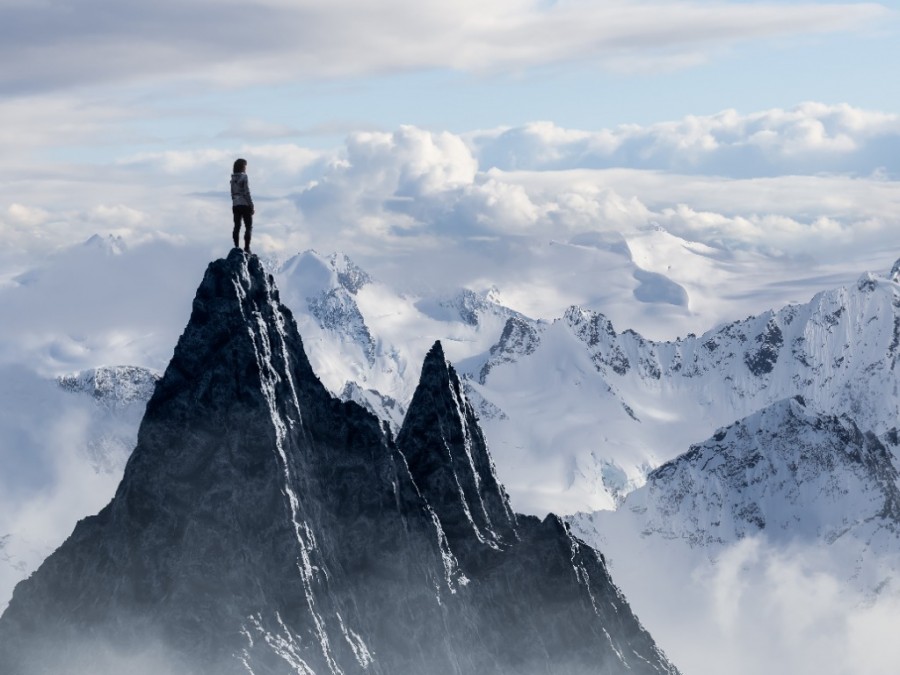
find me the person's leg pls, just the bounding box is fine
[232,207,242,248]
[244,211,253,252]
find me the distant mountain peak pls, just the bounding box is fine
[58,366,159,410]
[83,233,127,255]
[280,249,371,295]
[634,397,900,547]
[890,257,900,283]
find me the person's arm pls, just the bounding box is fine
[244,175,254,213]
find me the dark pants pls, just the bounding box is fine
[232,206,253,248]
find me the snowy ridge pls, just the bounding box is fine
[275,249,522,407]
[57,365,159,410]
[281,251,377,365]
[572,397,900,550]
[462,258,900,513]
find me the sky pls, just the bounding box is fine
[0,0,899,348]
[2,1,898,241]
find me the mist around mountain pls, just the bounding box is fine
[0,250,678,675]
[0,364,156,613]
[568,396,900,675]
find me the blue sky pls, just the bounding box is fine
[5,0,898,159]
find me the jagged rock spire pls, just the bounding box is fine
[0,252,679,675]
[0,251,460,675]
[398,341,517,551]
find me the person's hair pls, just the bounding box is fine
[233,158,247,173]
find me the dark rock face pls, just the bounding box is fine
[743,317,784,376]
[399,341,518,551]
[478,316,541,384]
[398,343,677,674]
[0,250,678,675]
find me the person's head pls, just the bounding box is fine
[233,158,247,173]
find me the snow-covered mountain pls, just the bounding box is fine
[566,396,900,675]
[266,247,900,516]
[275,249,525,408]
[8,245,897,538]
[0,250,679,675]
[458,258,900,513]
[571,396,900,555]
[5,234,898,518]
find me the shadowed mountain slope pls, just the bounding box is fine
[0,250,677,675]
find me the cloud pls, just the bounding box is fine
[0,365,137,611]
[7,204,51,227]
[216,119,302,141]
[283,114,900,261]
[0,94,140,161]
[0,238,214,373]
[0,1,890,95]
[469,102,900,177]
[597,530,900,675]
[294,126,478,235]
[2,105,899,344]
[689,537,900,675]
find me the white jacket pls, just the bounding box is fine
[230,172,253,207]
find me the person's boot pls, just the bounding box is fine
[233,234,239,249]
[244,238,251,254]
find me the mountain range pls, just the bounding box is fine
[3,240,900,675]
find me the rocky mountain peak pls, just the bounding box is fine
[58,365,159,410]
[398,341,518,552]
[83,233,127,255]
[279,249,371,296]
[0,254,679,675]
[327,252,371,294]
[891,257,900,283]
[478,315,541,384]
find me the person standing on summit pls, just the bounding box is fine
[230,158,254,253]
